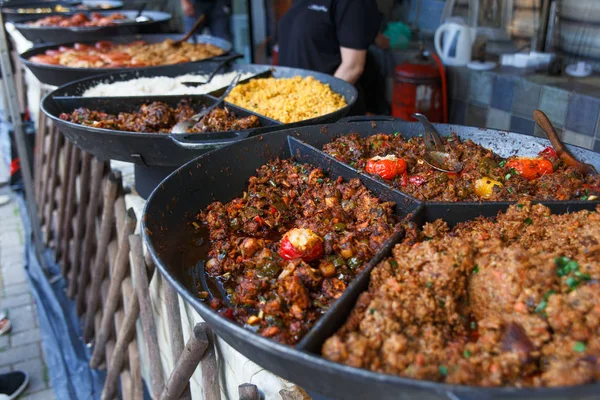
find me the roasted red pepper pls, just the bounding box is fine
[506,158,553,181]
[365,155,407,180]
[279,228,324,262]
[539,146,558,159]
[401,171,408,187]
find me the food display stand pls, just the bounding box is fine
[4,5,600,400]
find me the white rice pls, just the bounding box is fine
[82,71,256,97]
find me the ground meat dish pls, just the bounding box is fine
[323,201,600,387]
[59,100,260,134]
[28,12,126,27]
[29,39,225,68]
[197,159,401,344]
[323,133,600,201]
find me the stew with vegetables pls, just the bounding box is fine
[194,159,401,344]
[323,133,600,201]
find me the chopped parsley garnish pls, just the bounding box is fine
[573,341,586,353]
[439,299,446,308]
[517,203,524,209]
[426,281,433,288]
[438,365,448,376]
[463,350,472,358]
[472,265,479,274]
[534,290,556,314]
[555,257,590,291]
[369,308,376,315]
[524,218,533,225]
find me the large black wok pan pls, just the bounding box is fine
[143,118,600,400]
[20,34,233,86]
[13,9,171,43]
[42,64,358,166]
[2,1,123,22]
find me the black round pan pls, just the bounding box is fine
[143,119,600,400]
[41,64,358,166]
[20,34,233,86]
[12,9,171,43]
[2,1,123,22]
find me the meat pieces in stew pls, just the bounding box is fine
[323,133,600,201]
[196,159,401,344]
[59,100,261,133]
[323,201,600,387]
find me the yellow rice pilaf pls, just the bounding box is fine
[224,76,346,123]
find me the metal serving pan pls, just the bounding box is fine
[41,63,358,166]
[2,1,123,22]
[13,9,171,43]
[20,34,233,86]
[142,118,600,400]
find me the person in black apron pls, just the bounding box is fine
[278,0,382,115]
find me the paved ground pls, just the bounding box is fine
[0,149,55,399]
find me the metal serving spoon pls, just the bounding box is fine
[171,73,242,134]
[412,113,463,173]
[134,3,151,22]
[533,109,598,176]
[181,54,243,87]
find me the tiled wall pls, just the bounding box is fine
[448,67,600,152]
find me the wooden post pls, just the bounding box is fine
[60,145,80,275]
[164,283,191,400]
[201,328,221,400]
[34,109,48,207]
[76,158,105,315]
[83,171,121,343]
[44,127,62,245]
[68,152,92,298]
[89,208,137,369]
[239,384,260,400]
[159,323,210,400]
[130,234,165,398]
[39,125,57,226]
[55,139,73,262]
[101,276,142,400]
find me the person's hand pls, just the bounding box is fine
[181,0,195,17]
[375,33,390,50]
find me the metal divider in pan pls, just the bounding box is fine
[420,201,600,228]
[287,137,422,352]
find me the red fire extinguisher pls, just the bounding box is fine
[392,46,447,123]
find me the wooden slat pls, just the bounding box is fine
[68,152,92,298]
[83,171,121,342]
[130,234,165,398]
[76,158,105,315]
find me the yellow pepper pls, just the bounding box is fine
[474,177,503,198]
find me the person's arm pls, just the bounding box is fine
[334,47,366,84]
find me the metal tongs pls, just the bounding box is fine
[170,73,242,134]
[412,113,463,173]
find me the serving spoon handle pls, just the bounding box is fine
[533,109,598,176]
